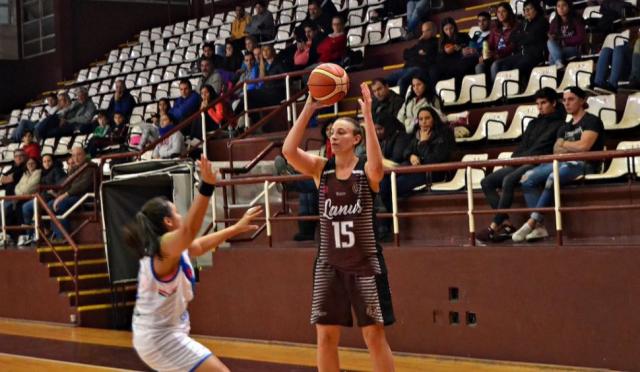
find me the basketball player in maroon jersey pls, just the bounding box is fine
[283,83,395,372]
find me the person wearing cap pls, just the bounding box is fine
[477,88,565,243]
[512,87,604,242]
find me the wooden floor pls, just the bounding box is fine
[0,318,608,372]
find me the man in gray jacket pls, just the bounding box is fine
[244,1,275,42]
[37,87,97,138]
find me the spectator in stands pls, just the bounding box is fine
[375,113,411,165]
[303,22,324,65]
[244,35,258,56]
[0,149,26,197]
[493,0,547,85]
[512,87,605,242]
[292,34,312,70]
[87,111,129,157]
[197,57,223,94]
[169,79,201,130]
[406,0,432,39]
[191,84,229,141]
[371,78,404,124]
[304,0,333,35]
[86,111,111,157]
[19,153,65,246]
[379,106,455,240]
[245,45,286,119]
[37,87,97,138]
[7,156,41,245]
[221,41,243,73]
[9,93,58,143]
[386,21,438,98]
[396,74,443,134]
[21,130,40,161]
[464,12,492,58]
[48,146,96,241]
[107,80,136,121]
[230,5,251,42]
[152,115,184,159]
[237,51,262,94]
[244,1,275,42]
[547,0,586,68]
[316,16,347,64]
[134,99,171,151]
[435,18,476,92]
[478,88,565,243]
[475,2,518,82]
[629,39,640,89]
[593,38,631,94]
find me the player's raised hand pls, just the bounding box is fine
[358,82,373,118]
[234,206,262,233]
[197,154,217,185]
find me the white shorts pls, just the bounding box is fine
[133,327,212,372]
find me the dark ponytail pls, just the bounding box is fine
[122,197,173,259]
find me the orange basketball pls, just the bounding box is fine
[308,63,350,106]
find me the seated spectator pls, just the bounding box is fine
[386,21,438,98]
[302,0,333,35]
[375,113,410,165]
[593,38,631,93]
[292,35,312,70]
[464,12,492,58]
[230,5,251,42]
[244,35,259,58]
[191,84,230,141]
[406,0,432,39]
[197,57,223,94]
[629,39,640,89]
[153,115,185,159]
[134,98,171,151]
[478,88,565,243]
[18,154,65,246]
[475,2,518,83]
[36,87,97,138]
[237,51,262,94]
[246,45,286,116]
[512,87,605,242]
[316,16,347,64]
[6,156,41,245]
[396,74,444,134]
[46,146,96,241]
[10,93,59,143]
[87,111,128,157]
[21,130,40,161]
[379,107,455,240]
[244,1,275,42]
[107,80,136,121]
[493,0,548,85]
[86,111,111,157]
[371,78,404,124]
[547,0,586,68]
[0,149,26,196]
[169,79,201,130]
[435,18,476,92]
[221,41,243,73]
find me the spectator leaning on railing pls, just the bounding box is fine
[478,88,565,243]
[512,87,605,242]
[47,146,96,242]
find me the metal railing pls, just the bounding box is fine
[0,193,81,323]
[208,148,640,248]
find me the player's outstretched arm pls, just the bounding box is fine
[160,155,217,259]
[359,83,384,189]
[282,95,328,185]
[188,206,262,256]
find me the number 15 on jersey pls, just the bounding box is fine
[332,221,355,249]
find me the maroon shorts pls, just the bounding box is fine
[310,259,395,327]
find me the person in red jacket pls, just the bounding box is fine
[316,15,347,64]
[474,2,518,82]
[21,130,40,161]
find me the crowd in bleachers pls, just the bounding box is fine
[1,0,640,247]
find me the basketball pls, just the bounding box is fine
[308,63,350,106]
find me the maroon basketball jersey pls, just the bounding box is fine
[318,157,382,275]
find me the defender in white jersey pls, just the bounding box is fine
[283,83,395,371]
[124,155,262,372]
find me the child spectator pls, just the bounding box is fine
[152,115,185,159]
